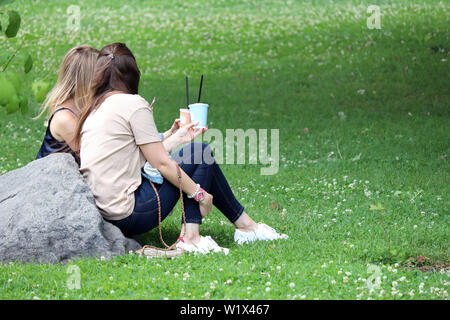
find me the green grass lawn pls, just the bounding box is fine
[0,0,449,299]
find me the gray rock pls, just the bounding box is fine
[0,153,141,264]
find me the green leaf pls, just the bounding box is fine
[32,80,51,103]
[24,52,32,73]
[6,94,19,113]
[5,70,20,92]
[4,10,20,38]
[0,75,16,105]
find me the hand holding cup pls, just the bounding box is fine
[172,121,207,144]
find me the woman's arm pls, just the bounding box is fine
[140,141,198,195]
[162,134,181,154]
[50,110,79,152]
[161,118,182,152]
[139,141,213,217]
[162,121,206,153]
[162,119,180,140]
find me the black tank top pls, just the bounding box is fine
[36,107,79,165]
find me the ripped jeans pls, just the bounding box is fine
[106,142,244,237]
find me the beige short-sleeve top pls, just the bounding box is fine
[80,93,160,220]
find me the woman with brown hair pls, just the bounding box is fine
[76,43,288,254]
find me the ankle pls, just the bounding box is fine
[182,233,201,245]
[234,213,258,231]
[236,221,258,233]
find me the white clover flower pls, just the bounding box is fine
[289,283,295,289]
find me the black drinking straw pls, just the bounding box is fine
[185,76,189,107]
[197,74,204,103]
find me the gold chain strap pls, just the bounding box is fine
[138,161,186,254]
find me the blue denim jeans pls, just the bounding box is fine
[107,142,244,237]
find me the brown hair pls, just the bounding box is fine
[74,42,141,146]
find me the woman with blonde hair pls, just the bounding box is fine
[35,45,99,162]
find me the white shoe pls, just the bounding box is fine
[234,223,288,244]
[176,236,229,255]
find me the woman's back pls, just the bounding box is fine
[80,93,161,220]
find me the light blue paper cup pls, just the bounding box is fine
[188,103,208,128]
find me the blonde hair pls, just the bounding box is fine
[35,45,99,119]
